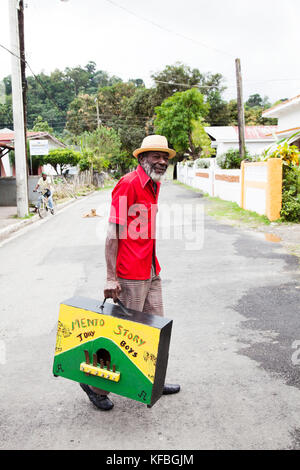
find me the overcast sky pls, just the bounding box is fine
[1,0,300,103]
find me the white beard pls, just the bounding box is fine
[141,161,165,183]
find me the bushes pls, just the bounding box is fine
[80,127,134,176]
[280,165,300,222]
[196,158,210,169]
[281,191,300,222]
[263,133,300,222]
[216,148,252,169]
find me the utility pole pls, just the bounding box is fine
[235,58,246,160]
[9,0,29,217]
[18,0,30,175]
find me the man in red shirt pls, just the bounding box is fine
[80,135,181,410]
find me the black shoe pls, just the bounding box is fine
[80,383,114,410]
[163,384,180,395]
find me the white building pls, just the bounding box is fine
[205,126,277,158]
[262,95,300,146]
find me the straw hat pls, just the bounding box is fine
[133,135,176,159]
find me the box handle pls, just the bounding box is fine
[100,298,132,317]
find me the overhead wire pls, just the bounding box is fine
[103,0,235,59]
[0,42,66,114]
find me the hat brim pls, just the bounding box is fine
[133,147,176,159]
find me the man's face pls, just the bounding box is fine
[139,151,169,182]
[42,174,47,180]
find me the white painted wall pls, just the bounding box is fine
[177,160,270,216]
[243,163,268,215]
[214,169,241,205]
[244,187,266,215]
[178,161,241,204]
[215,140,274,158]
[277,107,300,132]
[194,170,212,194]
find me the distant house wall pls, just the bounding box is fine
[276,106,300,132]
[215,140,275,158]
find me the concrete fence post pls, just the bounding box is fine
[266,158,283,221]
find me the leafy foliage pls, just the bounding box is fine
[191,119,216,158]
[0,61,287,179]
[262,133,300,221]
[151,62,203,103]
[42,148,81,174]
[154,88,210,158]
[31,115,54,134]
[264,141,300,166]
[281,166,300,222]
[66,94,97,135]
[262,132,300,166]
[217,148,251,169]
[196,159,210,169]
[0,102,13,127]
[79,126,134,175]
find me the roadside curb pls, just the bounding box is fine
[0,191,96,243]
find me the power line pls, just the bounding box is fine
[153,79,231,89]
[103,0,235,59]
[0,42,66,114]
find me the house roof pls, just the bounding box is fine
[0,130,66,149]
[262,95,300,118]
[205,126,277,142]
[0,128,13,134]
[265,126,300,138]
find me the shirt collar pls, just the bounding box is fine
[137,164,151,188]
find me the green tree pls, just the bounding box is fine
[0,103,13,128]
[96,82,137,117]
[66,94,97,134]
[151,62,203,103]
[117,87,159,153]
[80,126,134,174]
[42,148,81,174]
[152,63,227,126]
[31,115,54,134]
[191,118,216,158]
[246,93,264,108]
[154,88,210,158]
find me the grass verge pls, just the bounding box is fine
[11,213,35,220]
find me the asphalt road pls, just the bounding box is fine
[1,181,300,450]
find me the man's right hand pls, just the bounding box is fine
[104,280,121,302]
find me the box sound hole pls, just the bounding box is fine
[96,348,111,365]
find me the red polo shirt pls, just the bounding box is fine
[109,165,161,280]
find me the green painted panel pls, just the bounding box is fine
[53,336,153,404]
